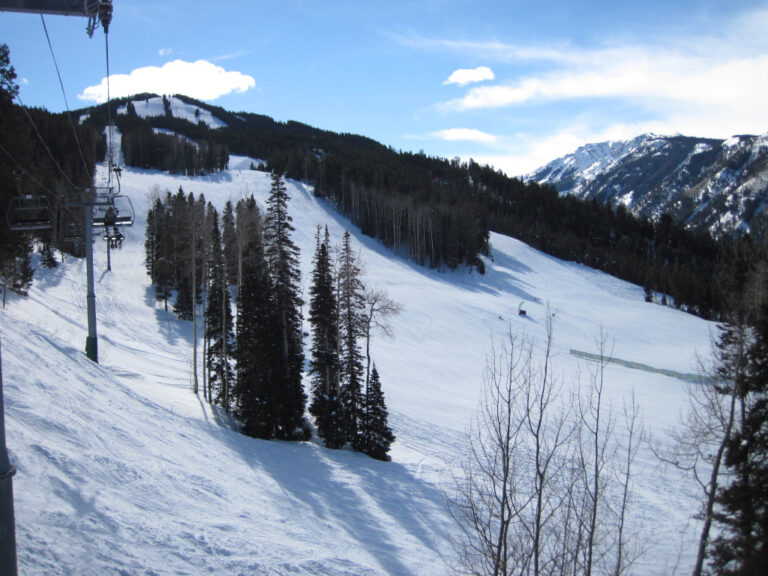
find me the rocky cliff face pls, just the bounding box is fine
[528,133,768,236]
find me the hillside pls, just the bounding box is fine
[528,132,768,236]
[3,157,717,574]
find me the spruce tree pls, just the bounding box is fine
[263,172,309,440]
[233,201,278,438]
[221,200,238,286]
[205,210,234,411]
[173,273,194,320]
[360,364,395,461]
[337,230,366,449]
[309,226,344,448]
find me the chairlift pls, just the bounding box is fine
[92,193,134,227]
[7,195,53,231]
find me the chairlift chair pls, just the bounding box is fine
[7,195,53,231]
[92,193,134,227]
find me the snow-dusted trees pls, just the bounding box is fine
[447,319,641,576]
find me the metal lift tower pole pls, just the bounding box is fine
[85,193,98,362]
[0,4,113,573]
[0,325,17,576]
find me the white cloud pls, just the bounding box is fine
[443,66,495,87]
[437,45,768,140]
[158,47,172,57]
[78,60,256,103]
[432,128,497,143]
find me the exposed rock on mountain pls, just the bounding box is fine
[528,133,768,236]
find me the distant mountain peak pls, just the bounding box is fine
[528,132,768,236]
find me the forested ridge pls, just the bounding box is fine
[81,93,731,319]
[0,67,740,319]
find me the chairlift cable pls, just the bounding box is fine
[13,93,79,192]
[104,18,115,188]
[40,14,92,184]
[0,141,59,199]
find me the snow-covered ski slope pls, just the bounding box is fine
[3,158,714,575]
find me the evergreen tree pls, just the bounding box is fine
[308,226,344,448]
[173,272,194,321]
[205,209,234,411]
[233,201,278,438]
[337,229,366,448]
[221,200,238,285]
[710,300,768,575]
[360,364,394,461]
[0,44,34,296]
[263,172,309,440]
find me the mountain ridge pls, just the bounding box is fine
[528,132,768,236]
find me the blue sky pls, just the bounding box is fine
[2,0,767,175]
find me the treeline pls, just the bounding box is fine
[144,174,395,459]
[82,92,733,318]
[658,233,768,576]
[101,95,229,176]
[1,44,103,301]
[473,163,723,318]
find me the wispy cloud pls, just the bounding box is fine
[78,60,256,103]
[158,47,172,57]
[432,128,497,143]
[440,46,768,115]
[210,49,251,63]
[443,66,494,87]
[390,32,580,65]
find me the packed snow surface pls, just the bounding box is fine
[116,95,227,129]
[3,160,715,574]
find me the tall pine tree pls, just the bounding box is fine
[337,230,366,449]
[233,200,278,438]
[264,172,309,440]
[221,200,238,286]
[205,209,234,411]
[309,226,344,448]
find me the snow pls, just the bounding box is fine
[2,158,717,575]
[117,95,227,129]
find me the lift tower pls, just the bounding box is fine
[0,3,114,574]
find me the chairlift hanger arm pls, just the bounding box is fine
[0,0,112,34]
[0,0,97,17]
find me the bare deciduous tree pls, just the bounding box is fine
[447,317,643,576]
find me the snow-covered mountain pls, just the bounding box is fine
[117,95,228,129]
[528,132,768,236]
[4,157,715,574]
